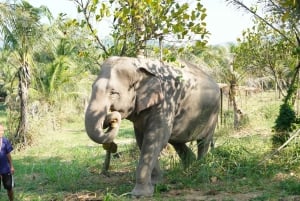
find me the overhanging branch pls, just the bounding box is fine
[226,0,295,46]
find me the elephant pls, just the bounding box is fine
[85,56,220,197]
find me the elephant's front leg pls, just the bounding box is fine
[134,128,162,186]
[132,126,169,197]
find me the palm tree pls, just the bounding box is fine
[0,0,51,146]
[35,37,77,103]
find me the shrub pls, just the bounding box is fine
[272,103,297,146]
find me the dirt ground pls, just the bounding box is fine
[64,188,300,201]
[63,171,300,201]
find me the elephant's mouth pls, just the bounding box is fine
[110,106,126,119]
[103,120,120,132]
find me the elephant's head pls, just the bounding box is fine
[85,56,164,144]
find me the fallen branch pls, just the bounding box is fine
[259,129,300,165]
[102,150,111,173]
[101,142,118,174]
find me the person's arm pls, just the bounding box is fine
[7,153,14,174]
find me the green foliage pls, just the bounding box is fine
[233,18,297,92]
[30,14,97,111]
[279,178,300,195]
[71,0,209,58]
[272,54,300,146]
[34,39,78,103]
[272,102,297,146]
[116,0,208,56]
[186,45,233,83]
[0,0,52,53]
[274,103,296,132]
[271,0,300,31]
[261,103,279,120]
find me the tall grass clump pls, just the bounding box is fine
[160,132,280,197]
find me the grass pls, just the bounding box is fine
[0,91,300,200]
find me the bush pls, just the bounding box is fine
[272,103,297,146]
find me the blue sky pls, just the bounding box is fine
[27,0,255,45]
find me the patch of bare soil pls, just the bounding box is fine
[64,191,101,201]
[163,189,261,201]
[64,189,300,201]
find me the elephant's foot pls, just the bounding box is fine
[131,183,154,198]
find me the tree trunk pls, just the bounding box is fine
[284,61,300,106]
[268,63,285,98]
[15,63,30,146]
[134,2,146,57]
[159,36,163,61]
[135,20,145,57]
[230,82,240,129]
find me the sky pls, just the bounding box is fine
[27,0,255,45]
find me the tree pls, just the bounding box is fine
[33,14,98,104]
[233,18,296,98]
[71,0,209,59]
[227,0,300,145]
[0,0,52,146]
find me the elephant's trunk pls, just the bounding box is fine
[85,102,121,144]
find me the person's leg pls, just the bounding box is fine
[2,173,13,201]
[7,189,14,201]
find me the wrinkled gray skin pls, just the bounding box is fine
[85,56,220,197]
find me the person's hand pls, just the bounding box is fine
[10,166,15,174]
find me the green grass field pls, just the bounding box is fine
[0,91,300,200]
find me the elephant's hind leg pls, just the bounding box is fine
[197,114,218,159]
[197,138,212,160]
[170,142,196,168]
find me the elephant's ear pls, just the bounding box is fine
[136,68,164,114]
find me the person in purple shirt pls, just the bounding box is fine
[0,124,14,201]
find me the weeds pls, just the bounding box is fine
[279,178,300,195]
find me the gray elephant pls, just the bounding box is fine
[85,56,220,197]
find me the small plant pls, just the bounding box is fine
[272,102,297,146]
[103,192,118,201]
[279,178,300,195]
[249,194,273,201]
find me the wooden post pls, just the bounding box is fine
[220,88,223,125]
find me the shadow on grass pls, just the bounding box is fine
[9,136,300,200]
[12,148,136,200]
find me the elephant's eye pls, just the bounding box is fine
[110,90,120,99]
[110,90,119,95]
